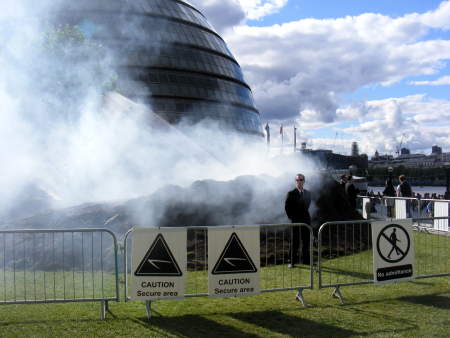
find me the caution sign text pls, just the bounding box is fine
[131,227,186,300]
[208,226,260,298]
[372,220,415,284]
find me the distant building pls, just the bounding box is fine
[371,151,393,163]
[369,150,448,169]
[351,142,359,156]
[400,148,410,155]
[300,147,368,170]
[432,145,442,154]
[441,152,450,163]
[395,153,429,167]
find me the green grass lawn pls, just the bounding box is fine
[0,276,448,337]
[0,230,448,337]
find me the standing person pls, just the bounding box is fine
[345,175,359,210]
[285,173,311,267]
[383,177,396,218]
[397,175,413,217]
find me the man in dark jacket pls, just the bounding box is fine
[397,174,413,217]
[383,177,396,217]
[345,176,359,210]
[397,175,412,197]
[285,173,311,266]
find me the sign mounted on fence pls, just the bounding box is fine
[131,227,186,300]
[208,226,260,298]
[372,220,415,284]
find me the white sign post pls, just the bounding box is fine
[394,199,407,219]
[433,201,449,232]
[208,226,260,298]
[131,227,186,300]
[362,197,371,219]
[372,220,415,284]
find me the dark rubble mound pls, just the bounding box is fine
[127,172,363,229]
[3,172,363,236]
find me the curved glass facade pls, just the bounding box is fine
[56,0,262,135]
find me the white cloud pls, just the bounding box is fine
[219,1,450,125]
[336,95,450,155]
[239,0,288,20]
[188,0,289,32]
[274,94,450,155]
[410,75,450,85]
[188,0,246,33]
[419,0,450,29]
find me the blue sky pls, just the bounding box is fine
[251,0,446,24]
[195,0,450,155]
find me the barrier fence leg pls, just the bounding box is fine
[332,286,344,305]
[105,300,109,313]
[145,301,152,321]
[100,300,106,320]
[295,287,308,307]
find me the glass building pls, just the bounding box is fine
[57,0,262,136]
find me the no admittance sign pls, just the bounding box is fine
[372,220,415,284]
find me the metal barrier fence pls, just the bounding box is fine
[0,229,120,319]
[0,220,447,320]
[317,217,450,303]
[359,196,449,232]
[123,224,313,319]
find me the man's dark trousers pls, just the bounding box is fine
[291,225,311,264]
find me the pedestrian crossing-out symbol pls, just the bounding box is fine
[212,232,257,274]
[134,234,182,276]
[376,224,410,263]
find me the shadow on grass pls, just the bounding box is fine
[315,288,450,310]
[399,293,450,310]
[336,307,418,336]
[133,314,260,338]
[231,310,358,337]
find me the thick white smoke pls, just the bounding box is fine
[0,1,321,224]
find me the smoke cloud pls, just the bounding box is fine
[0,1,322,226]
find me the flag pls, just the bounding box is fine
[265,123,270,145]
[280,125,283,135]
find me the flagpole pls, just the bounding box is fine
[294,126,297,153]
[280,124,283,154]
